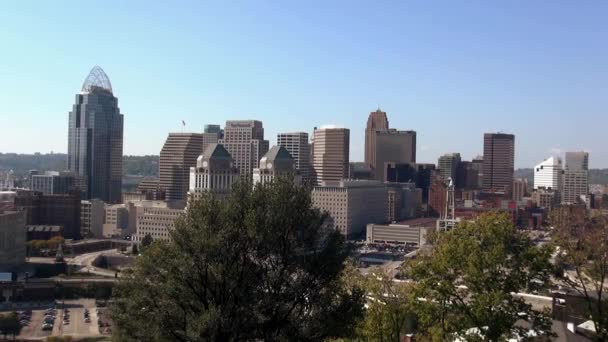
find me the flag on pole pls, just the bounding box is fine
[182,120,186,126]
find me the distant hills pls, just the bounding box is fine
[2,153,608,184]
[0,153,159,177]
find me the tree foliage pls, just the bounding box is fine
[140,234,153,248]
[0,312,22,340]
[552,206,608,339]
[110,178,364,342]
[404,213,553,341]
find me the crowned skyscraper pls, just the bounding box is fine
[68,66,124,203]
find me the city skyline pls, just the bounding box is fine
[1,1,607,168]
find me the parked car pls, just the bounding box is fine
[42,323,53,331]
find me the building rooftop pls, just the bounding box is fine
[261,146,292,162]
[395,217,438,227]
[81,66,113,94]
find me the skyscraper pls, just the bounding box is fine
[277,132,312,182]
[437,153,462,183]
[364,109,389,167]
[253,146,300,185]
[219,120,269,177]
[159,133,204,201]
[372,129,417,181]
[68,66,123,203]
[534,156,563,190]
[562,152,589,205]
[482,133,515,194]
[202,124,224,154]
[311,126,350,185]
[189,144,239,200]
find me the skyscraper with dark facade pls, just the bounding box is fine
[372,129,416,181]
[202,124,224,154]
[68,66,123,203]
[482,133,515,195]
[364,109,389,168]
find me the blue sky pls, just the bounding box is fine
[0,1,606,168]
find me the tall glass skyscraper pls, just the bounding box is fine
[68,66,124,204]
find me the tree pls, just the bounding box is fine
[552,206,608,339]
[140,234,153,249]
[48,236,65,250]
[0,312,22,340]
[404,213,553,341]
[110,178,365,342]
[131,243,139,255]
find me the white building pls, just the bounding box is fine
[277,132,312,183]
[219,120,269,177]
[312,180,387,239]
[534,156,562,191]
[189,144,239,201]
[134,201,185,243]
[81,199,105,238]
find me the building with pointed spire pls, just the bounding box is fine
[68,66,123,203]
[253,146,301,185]
[189,144,239,200]
[364,108,389,168]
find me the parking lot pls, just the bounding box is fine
[1,299,104,340]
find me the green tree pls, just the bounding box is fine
[131,243,139,255]
[404,213,553,341]
[140,234,153,249]
[0,312,22,340]
[110,178,364,342]
[552,206,608,339]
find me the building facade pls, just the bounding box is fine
[372,129,417,181]
[277,132,311,183]
[159,133,204,201]
[189,144,239,200]
[31,171,83,196]
[562,152,589,205]
[14,190,81,240]
[0,210,26,270]
[534,156,563,191]
[134,201,185,243]
[311,180,387,239]
[80,199,104,238]
[219,120,269,177]
[311,126,350,185]
[364,109,389,168]
[438,153,461,183]
[482,133,515,195]
[253,146,300,185]
[68,66,123,203]
[202,124,224,154]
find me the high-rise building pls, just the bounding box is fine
[68,66,123,203]
[219,120,269,177]
[31,171,83,196]
[534,156,563,191]
[472,156,484,189]
[134,201,185,243]
[562,152,589,205]
[364,109,389,167]
[0,210,26,269]
[312,180,387,239]
[14,190,81,240]
[512,178,526,201]
[455,161,479,190]
[482,133,515,194]
[202,124,224,154]
[372,129,417,181]
[277,132,312,182]
[311,126,350,185]
[189,144,239,200]
[253,146,300,185]
[438,153,461,183]
[159,133,204,201]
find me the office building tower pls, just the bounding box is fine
[202,124,224,154]
[364,109,389,167]
[472,156,484,189]
[189,144,239,200]
[159,133,204,201]
[31,171,83,196]
[455,161,479,190]
[482,133,515,194]
[219,120,269,177]
[428,172,448,218]
[277,132,312,182]
[532,188,559,210]
[349,162,373,180]
[562,152,589,205]
[103,203,132,238]
[371,129,417,181]
[68,66,123,203]
[534,156,563,191]
[80,199,105,238]
[136,178,166,200]
[311,126,350,185]
[512,178,526,201]
[312,180,387,239]
[253,146,300,185]
[0,210,26,269]
[438,153,461,183]
[386,182,422,222]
